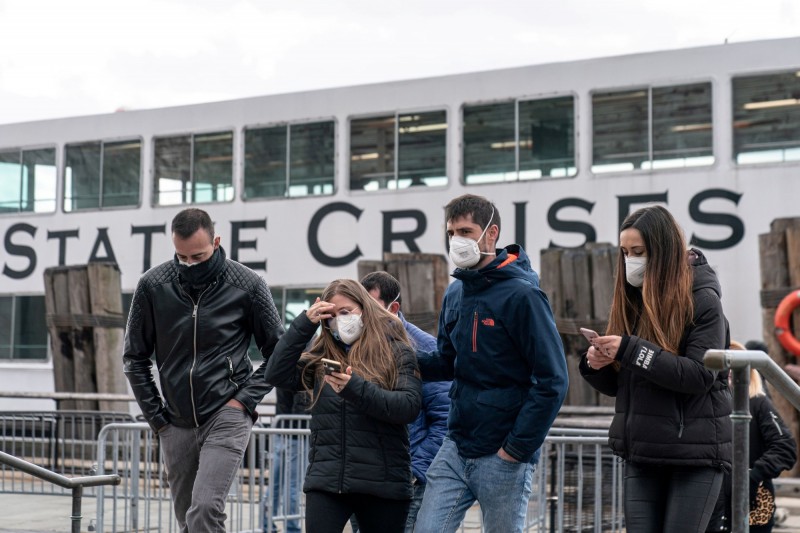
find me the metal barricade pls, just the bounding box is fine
[0,410,135,495]
[91,421,623,533]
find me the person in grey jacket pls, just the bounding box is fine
[264,278,421,533]
[123,208,283,533]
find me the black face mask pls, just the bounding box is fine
[176,246,225,288]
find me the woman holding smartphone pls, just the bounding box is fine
[264,279,421,533]
[579,205,732,532]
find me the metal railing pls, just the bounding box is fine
[0,410,624,532]
[0,410,135,494]
[90,422,623,533]
[0,450,120,533]
[704,348,800,533]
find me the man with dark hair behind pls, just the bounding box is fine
[123,207,284,532]
[360,271,450,532]
[415,194,568,533]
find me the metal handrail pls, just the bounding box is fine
[704,349,800,533]
[0,450,120,533]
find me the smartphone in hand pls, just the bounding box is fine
[321,358,342,375]
[579,328,599,343]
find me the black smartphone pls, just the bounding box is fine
[321,358,342,375]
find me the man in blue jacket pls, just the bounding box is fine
[360,271,451,533]
[415,194,568,533]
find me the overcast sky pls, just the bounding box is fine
[1,0,798,125]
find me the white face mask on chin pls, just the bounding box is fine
[448,206,497,269]
[625,256,647,287]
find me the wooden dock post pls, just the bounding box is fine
[43,263,128,412]
[540,243,617,408]
[758,218,800,475]
[357,253,449,336]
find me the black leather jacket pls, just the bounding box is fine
[123,256,283,432]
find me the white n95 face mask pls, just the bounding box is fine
[448,206,496,269]
[625,256,647,287]
[336,313,364,344]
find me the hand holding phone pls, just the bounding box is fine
[579,328,599,343]
[321,358,342,375]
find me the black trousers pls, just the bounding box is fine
[305,490,409,533]
[624,462,724,533]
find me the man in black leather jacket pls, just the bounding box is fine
[123,208,283,533]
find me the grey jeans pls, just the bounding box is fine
[159,406,254,533]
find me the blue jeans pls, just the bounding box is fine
[267,436,302,533]
[414,437,534,533]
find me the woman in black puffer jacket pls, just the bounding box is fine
[580,205,732,532]
[264,279,422,533]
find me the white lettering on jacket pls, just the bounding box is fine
[635,346,655,370]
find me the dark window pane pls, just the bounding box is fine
[463,103,516,183]
[0,150,21,213]
[289,122,335,197]
[592,89,648,173]
[519,97,575,179]
[103,140,141,207]
[14,296,47,359]
[193,132,233,203]
[65,142,102,211]
[397,111,447,189]
[652,83,713,168]
[244,126,288,198]
[733,71,800,164]
[0,296,11,359]
[154,135,191,205]
[350,115,395,190]
[21,148,56,213]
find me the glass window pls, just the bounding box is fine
[64,139,141,211]
[350,111,447,191]
[0,295,48,360]
[519,97,576,179]
[464,103,516,183]
[0,147,56,213]
[244,121,334,199]
[733,70,800,164]
[464,97,575,184]
[592,83,713,173]
[154,131,233,205]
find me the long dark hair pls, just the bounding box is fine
[300,279,410,402]
[606,205,693,353]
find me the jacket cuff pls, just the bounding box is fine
[617,335,631,361]
[502,442,531,463]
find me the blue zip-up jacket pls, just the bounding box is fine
[400,312,451,484]
[418,244,568,463]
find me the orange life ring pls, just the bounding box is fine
[775,290,800,356]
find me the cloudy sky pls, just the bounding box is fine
[0,0,797,125]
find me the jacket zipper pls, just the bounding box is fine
[227,357,239,391]
[678,404,684,439]
[770,411,784,435]
[181,283,213,427]
[472,311,478,352]
[338,396,346,493]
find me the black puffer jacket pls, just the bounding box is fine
[123,251,283,432]
[580,249,732,469]
[264,311,422,500]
